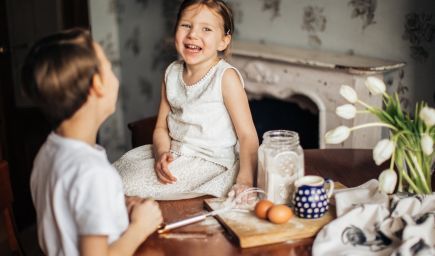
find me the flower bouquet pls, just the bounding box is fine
[325,77,434,195]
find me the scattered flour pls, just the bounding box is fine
[159,233,209,240]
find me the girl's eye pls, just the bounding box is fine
[180,24,191,29]
[203,27,212,32]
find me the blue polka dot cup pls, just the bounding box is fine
[292,175,334,219]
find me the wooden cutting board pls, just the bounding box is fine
[204,182,345,248]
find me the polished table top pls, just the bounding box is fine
[133,149,433,256]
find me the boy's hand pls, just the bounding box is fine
[130,199,163,238]
[154,152,176,184]
[125,196,144,217]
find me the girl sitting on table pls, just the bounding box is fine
[114,0,259,200]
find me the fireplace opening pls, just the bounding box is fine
[249,94,319,149]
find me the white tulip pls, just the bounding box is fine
[378,169,397,194]
[421,133,433,155]
[419,106,435,127]
[365,76,386,95]
[325,126,350,144]
[373,139,395,165]
[336,104,357,119]
[339,85,358,103]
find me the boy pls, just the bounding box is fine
[21,28,162,256]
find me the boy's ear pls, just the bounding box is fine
[90,73,105,97]
[218,34,231,52]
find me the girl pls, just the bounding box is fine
[114,0,259,200]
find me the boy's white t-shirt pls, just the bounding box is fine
[30,132,129,256]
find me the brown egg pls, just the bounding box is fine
[267,205,293,224]
[254,199,274,219]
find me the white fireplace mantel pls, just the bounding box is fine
[229,40,405,149]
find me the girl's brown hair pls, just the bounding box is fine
[175,0,234,58]
[21,28,100,127]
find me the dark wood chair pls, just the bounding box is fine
[0,160,24,256]
[127,116,157,148]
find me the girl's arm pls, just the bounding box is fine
[152,81,176,183]
[153,81,171,158]
[222,68,259,187]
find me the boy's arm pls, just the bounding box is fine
[80,236,109,255]
[222,68,259,187]
[79,224,148,256]
[80,200,162,256]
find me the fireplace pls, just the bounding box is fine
[250,96,319,149]
[229,41,405,149]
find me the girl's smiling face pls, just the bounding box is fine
[175,4,230,67]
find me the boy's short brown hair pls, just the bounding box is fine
[21,28,100,127]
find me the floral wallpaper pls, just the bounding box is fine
[402,13,435,63]
[396,70,410,109]
[261,0,281,20]
[301,5,327,47]
[348,0,377,30]
[229,0,434,111]
[124,26,142,56]
[228,1,243,34]
[89,0,126,161]
[152,0,179,69]
[90,0,435,159]
[98,33,121,67]
[135,0,149,9]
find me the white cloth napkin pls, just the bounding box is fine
[313,179,435,256]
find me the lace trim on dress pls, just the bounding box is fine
[179,59,223,88]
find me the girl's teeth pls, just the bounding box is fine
[186,44,200,50]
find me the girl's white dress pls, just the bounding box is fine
[113,59,244,200]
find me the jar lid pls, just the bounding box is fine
[262,130,300,147]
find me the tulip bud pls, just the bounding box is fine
[365,76,386,95]
[378,169,397,194]
[325,126,350,144]
[421,133,433,155]
[373,139,395,165]
[419,106,435,127]
[336,104,357,119]
[339,85,358,103]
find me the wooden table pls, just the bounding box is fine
[133,149,431,256]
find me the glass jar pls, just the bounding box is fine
[257,130,304,205]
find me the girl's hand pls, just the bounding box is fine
[130,199,163,238]
[227,183,256,207]
[154,152,176,184]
